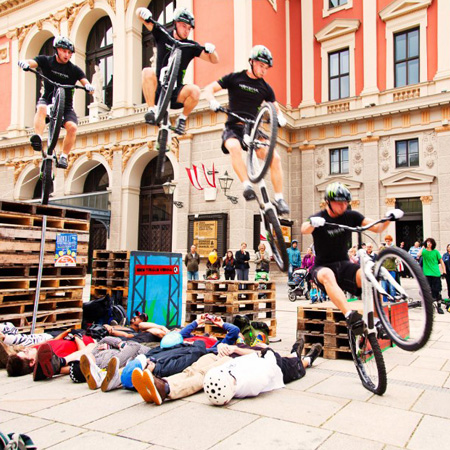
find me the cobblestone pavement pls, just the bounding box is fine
[1,281,449,449]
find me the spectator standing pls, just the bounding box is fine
[442,244,450,300]
[408,241,421,262]
[419,238,447,314]
[365,243,376,261]
[254,243,270,274]
[301,247,315,290]
[348,247,359,264]
[287,239,301,281]
[379,235,397,300]
[222,250,236,280]
[235,243,250,291]
[185,245,200,281]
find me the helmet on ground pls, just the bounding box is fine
[249,45,273,67]
[203,367,236,406]
[173,7,195,28]
[324,182,351,203]
[53,36,75,53]
[160,331,183,349]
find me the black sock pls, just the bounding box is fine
[60,357,67,367]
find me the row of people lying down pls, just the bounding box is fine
[0,315,322,406]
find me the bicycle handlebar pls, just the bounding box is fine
[217,106,255,124]
[323,215,397,233]
[25,67,89,91]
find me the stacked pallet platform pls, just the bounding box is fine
[0,200,90,332]
[185,280,277,337]
[91,250,130,307]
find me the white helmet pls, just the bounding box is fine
[203,367,236,406]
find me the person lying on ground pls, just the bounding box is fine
[0,322,54,347]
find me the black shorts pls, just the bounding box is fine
[37,97,78,126]
[221,124,246,154]
[310,260,361,296]
[156,84,184,110]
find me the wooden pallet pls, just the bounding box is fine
[187,280,276,292]
[184,318,277,338]
[93,249,131,260]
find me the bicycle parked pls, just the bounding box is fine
[217,105,288,272]
[323,218,434,395]
[26,67,89,204]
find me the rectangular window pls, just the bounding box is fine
[329,49,349,101]
[395,139,419,168]
[330,148,349,174]
[329,0,347,8]
[394,28,419,87]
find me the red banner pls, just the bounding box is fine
[135,265,180,275]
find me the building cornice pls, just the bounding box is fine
[379,0,432,22]
[0,0,39,18]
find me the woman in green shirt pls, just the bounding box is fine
[419,237,447,314]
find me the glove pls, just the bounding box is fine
[84,83,95,92]
[310,216,325,228]
[209,99,221,112]
[138,7,152,22]
[277,112,287,127]
[18,60,29,71]
[204,43,216,54]
[386,209,404,221]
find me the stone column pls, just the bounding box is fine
[361,137,380,219]
[110,149,124,250]
[233,0,252,71]
[434,0,450,89]
[7,37,21,136]
[361,0,379,103]
[420,195,433,241]
[384,197,396,239]
[300,145,316,249]
[299,0,315,114]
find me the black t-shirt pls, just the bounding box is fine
[217,70,276,124]
[309,209,365,265]
[152,24,203,87]
[34,55,86,110]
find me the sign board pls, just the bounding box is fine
[55,233,77,267]
[193,220,218,257]
[280,225,292,243]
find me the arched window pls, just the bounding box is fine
[35,37,54,104]
[86,16,113,112]
[142,0,177,74]
[84,165,108,193]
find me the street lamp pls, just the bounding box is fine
[162,180,183,208]
[218,171,238,204]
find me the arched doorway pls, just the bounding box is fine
[139,156,174,251]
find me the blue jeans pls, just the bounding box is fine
[382,270,397,302]
[236,268,249,290]
[187,271,199,281]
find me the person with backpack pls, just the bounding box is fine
[222,250,236,280]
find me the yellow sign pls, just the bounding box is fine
[193,220,218,257]
[280,225,291,243]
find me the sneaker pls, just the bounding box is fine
[345,310,365,335]
[291,335,305,359]
[274,198,290,215]
[304,343,323,366]
[101,356,121,392]
[437,306,445,314]
[35,343,61,380]
[144,109,156,125]
[30,134,42,152]
[132,367,154,403]
[143,369,167,405]
[80,354,104,390]
[56,156,68,169]
[243,185,257,201]
[174,117,186,135]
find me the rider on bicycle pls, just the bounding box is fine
[136,6,219,135]
[300,182,403,333]
[204,45,289,214]
[18,36,94,169]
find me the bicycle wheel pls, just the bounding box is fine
[47,87,65,152]
[348,330,387,395]
[373,247,433,351]
[263,208,288,272]
[247,102,277,183]
[156,126,168,176]
[155,48,182,124]
[40,159,53,205]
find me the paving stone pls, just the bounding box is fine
[387,365,448,387]
[412,390,450,418]
[285,370,331,392]
[211,417,331,450]
[409,355,447,370]
[0,411,21,422]
[315,359,356,373]
[323,401,422,447]
[441,359,450,372]
[120,402,257,450]
[0,415,51,434]
[369,383,423,410]
[307,374,373,401]
[26,423,85,449]
[317,432,384,450]
[408,415,450,450]
[228,388,348,427]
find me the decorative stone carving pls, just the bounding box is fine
[170,136,180,161]
[420,195,433,205]
[6,160,26,183]
[6,24,34,51]
[107,0,116,13]
[353,141,363,175]
[122,143,141,171]
[124,0,130,11]
[422,131,437,169]
[65,153,81,177]
[385,197,396,207]
[100,147,113,168]
[350,200,360,208]
[315,146,325,180]
[379,137,391,173]
[67,1,90,35]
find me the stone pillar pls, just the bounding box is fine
[361,137,380,219]
[110,149,124,250]
[436,130,450,248]
[299,0,315,114]
[7,37,21,136]
[300,145,316,249]
[420,195,433,241]
[434,0,450,90]
[361,0,379,103]
[384,197,396,239]
[233,0,252,71]
[88,102,109,122]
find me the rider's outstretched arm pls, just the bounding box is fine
[136,7,154,32]
[361,217,390,234]
[204,81,223,108]
[300,220,315,235]
[18,59,38,70]
[199,46,219,64]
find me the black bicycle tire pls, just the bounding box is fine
[47,87,65,152]
[263,209,289,272]
[155,48,182,124]
[156,127,168,176]
[348,330,387,395]
[40,159,53,205]
[373,247,434,351]
[247,102,277,183]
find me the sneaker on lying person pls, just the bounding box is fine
[304,343,323,366]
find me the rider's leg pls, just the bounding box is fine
[317,268,352,314]
[174,85,201,134]
[226,138,248,183]
[61,121,77,157]
[34,105,47,136]
[142,67,157,107]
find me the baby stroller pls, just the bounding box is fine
[288,268,310,302]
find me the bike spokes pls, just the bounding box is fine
[263,208,288,272]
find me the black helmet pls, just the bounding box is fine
[173,7,195,28]
[324,182,352,202]
[249,45,273,67]
[53,36,75,53]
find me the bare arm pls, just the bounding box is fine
[440,258,447,274]
[199,49,219,64]
[361,217,391,234]
[204,81,223,103]
[136,8,154,32]
[301,220,315,235]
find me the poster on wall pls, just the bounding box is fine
[193,220,218,257]
[55,233,77,267]
[280,225,292,244]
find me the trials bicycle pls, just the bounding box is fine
[323,216,434,395]
[26,67,88,205]
[144,17,205,176]
[218,104,288,272]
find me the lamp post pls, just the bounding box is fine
[162,180,183,208]
[218,171,238,204]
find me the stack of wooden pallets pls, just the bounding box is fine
[0,200,89,332]
[185,280,277,337]
[91,250,130,308]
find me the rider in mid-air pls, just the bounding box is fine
[204,45,289,214]
[136,6,219,135]
[300,182,403,333]
[18,36,94,169]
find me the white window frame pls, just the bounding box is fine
[323,0,353,18]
